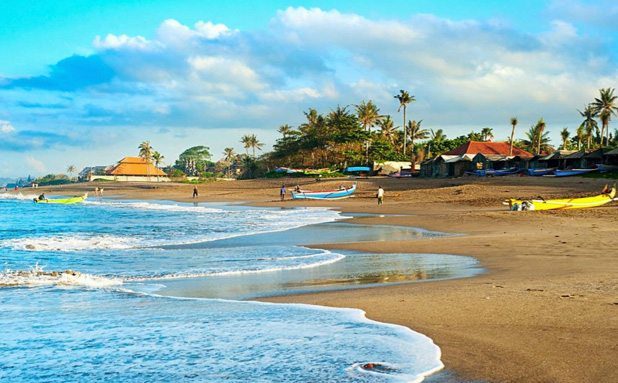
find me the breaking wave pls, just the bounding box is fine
[0,265,122,288]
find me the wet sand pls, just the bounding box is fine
[37,176,618,382]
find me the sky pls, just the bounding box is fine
[1,0,617,177]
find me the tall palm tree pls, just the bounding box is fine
[356,100,382,163]
[591,88,618,146]
[509,117,518,156]
[394,90,415,155]
[277,124,293,138]
[578,105,598,150]
[560,128,570,150]
[523,125,551,155]
[223,147,236,177]
[240,135,251,155]
[480,127,494,142]
[377,116,397,145]
[66,165,76,181]
[152,151,164,167]
[138,141,153,162]
[248,134,263,157]
[575,125,585,150]
[535,118,546,155]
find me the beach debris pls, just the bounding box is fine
[560,294,574,298]
[526,288,544,292]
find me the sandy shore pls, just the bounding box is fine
[36,176,618,382]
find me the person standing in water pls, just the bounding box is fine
[192,185,199,199]
[377,186,384,205]
[280,184,286,201]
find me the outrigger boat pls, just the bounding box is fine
[551,168,597,177]
[34,193,88,204]
[527,168,555,176]
[504,186,616,211]
[596,164,618,173]
[292,184,357,200]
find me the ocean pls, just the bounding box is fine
[0,193,482,382]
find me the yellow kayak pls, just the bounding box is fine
[34,193,88,204]
[506,187,616,211]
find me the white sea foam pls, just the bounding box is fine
[0,265,122,288]
[129,250,346,281]
[0,234,136,251]
[0,192,38,200]
[85,199,223,213]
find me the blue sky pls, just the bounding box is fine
[1,0,617,177]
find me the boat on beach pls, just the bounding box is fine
[292,184,357,200]
[551,168,598,177]
[505,186,616,211]
[34,193,88,204]
[527,168,556,176]
[466,167,521,177]
[596,164,618,173]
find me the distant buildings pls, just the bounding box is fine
[80,157,169,182]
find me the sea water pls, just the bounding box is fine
[0,194,479,382]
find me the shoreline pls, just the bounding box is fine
[25,177,618,382]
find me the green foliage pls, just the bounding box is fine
[174,146,213,176]
[35,174,72,186]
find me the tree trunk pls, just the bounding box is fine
[402,106,407,155]
[509,124,515,156]
[603,122,609,147]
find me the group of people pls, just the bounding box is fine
[94,187,104,197]
[279,183,385,205]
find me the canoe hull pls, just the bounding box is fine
[35,194,88,204]
[292,184,356,200]
[552,168,597,177]
[527,168,555,176]
[506,188,615,211]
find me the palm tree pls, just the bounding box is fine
[481,127,494,142]
[277,124,293,138]
[223,147,236,176]
[377,116,397,145]
[394,90,415,155]
[138,141,153,162]
[535,118,546,155]
[560,128,570,150]
[66,165,76,181]
[591,88,618,146]
[247,134,263,157]
[575,125,585,150]
[523,125,551,155]
[509,117,518,156]
[240,135,251,155]
[356,100,382,163]
[152,151,164,167]
[578,105,598,150]
[430,129,445,144]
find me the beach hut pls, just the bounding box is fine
[103,157,169,182]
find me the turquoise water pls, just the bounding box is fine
[0,193,480,382]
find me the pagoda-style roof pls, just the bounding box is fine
[107,157,166,176]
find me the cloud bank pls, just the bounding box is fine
[1,6,617,159]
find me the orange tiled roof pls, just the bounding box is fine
[107,157,166,176]
[445,141,533,158]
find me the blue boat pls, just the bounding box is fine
[292,183,357,200]
[552,168,598,177]
[527,168,555,176]
[596,164,618,173]
[493,167,522,176]
[466,167,520,177]
[345,166,371,173]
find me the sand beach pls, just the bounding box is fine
[35,176,618,383]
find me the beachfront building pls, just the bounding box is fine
[90,157,170,182]
[421,141,533,177]
[78,166,110,182]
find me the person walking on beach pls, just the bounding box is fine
[192,185,199,199]
[280,184,286,201]
[377,186,384,205]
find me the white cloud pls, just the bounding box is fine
[0,120,15,134]
[93,34,153,50]
[26,156,46,173]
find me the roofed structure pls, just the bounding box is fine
[107,157,166,177]
[445,141,533,158]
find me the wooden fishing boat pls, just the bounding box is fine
[34,193,88,204]
[596,164,618,173]
[504,186,615,211]
[292,184,356,200]
[527,168,555,176]
[551,168,597,177]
